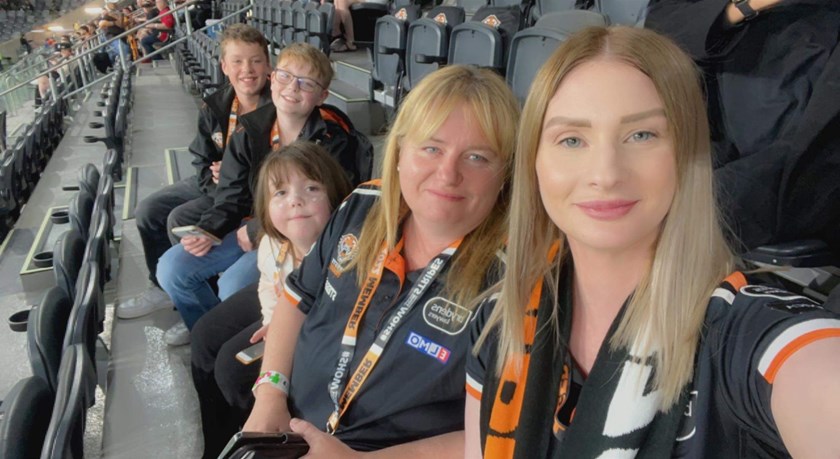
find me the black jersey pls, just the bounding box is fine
[467,271,840,458]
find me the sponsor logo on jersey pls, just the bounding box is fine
[422,297,471,335]
[482,14,501,29]
[740,285,821,313]
[433,12,447,25]
[211,131,224,149]
[324,279,337,302]
[405,331,450,364]
[329,233,359,277]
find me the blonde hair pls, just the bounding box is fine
[350,65,520,308]
[276,43,334,89]
[481,26,735,409]
[254,141,352,243]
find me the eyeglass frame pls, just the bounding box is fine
[271,68,325,93]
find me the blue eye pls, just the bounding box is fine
[560,137,583,148]
[422,146,439,154]
[631,131,656,142]
[466,153,489,163]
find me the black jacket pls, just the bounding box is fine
[647,0,840,255]
[196,102,372,239]
[188,83,272,195]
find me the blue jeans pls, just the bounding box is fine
[157,228,259,329]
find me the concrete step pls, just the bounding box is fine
[334,59,373,95]
[327,80,386,136]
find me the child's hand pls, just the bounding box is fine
[236,225,253,251]
[210,161,221,184]
[250,324,269,343]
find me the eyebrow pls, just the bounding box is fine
[543,108,667,129]
[427,136,494,152]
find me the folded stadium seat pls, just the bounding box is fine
[448,5,522,73]
[0,376,55,459]
[405,6,465,93]
[271,1,289,48]
[531,0,577,23]
[22,129,40,188]
[594,0,649,27]
[743,240,838,269]
[350,2,390,46]
[53,229,86,302]
[88,183,114,291]
[247,0,261,32]
[282,0,303,48]
[28,286,74,393]
[102,148,121,183]
[0,152,17,234]
[456,0,489,17]
[372,5,421,109]
[41,343,96,459]
[307,2,335,55]
[68,190,94,241]
[76,163,101,199]
[293,1,318,44]
[9,141,29,207]
[63,262,103,364]
[506,10,607,102]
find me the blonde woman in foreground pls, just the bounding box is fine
[465,26,840,459]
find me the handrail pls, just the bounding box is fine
[0,0,201,99]
[62,1,254,99]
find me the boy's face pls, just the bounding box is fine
[271,58,328,120]
[220,40,270,100]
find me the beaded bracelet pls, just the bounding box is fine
[251,370,290,395]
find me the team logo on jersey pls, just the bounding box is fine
[433,13,447,25]
[211,131,224,149]
[740,285,821,314]
[482,14,501,29]
[423,297,471,335]
[395,7,408,20]
[676,390,698,442]
[405,331,450,364]
[329,233,359,277]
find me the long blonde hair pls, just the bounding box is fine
[481,26,735,409]
[350,65,520,308]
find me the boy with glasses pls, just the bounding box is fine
[155,42,372,346]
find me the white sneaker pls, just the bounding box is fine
[164,321,190,346]
[116,287,173,319]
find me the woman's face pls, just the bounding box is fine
[535,58,677,255]
[398,105,505,240]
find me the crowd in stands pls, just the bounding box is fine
[98,0,840,457]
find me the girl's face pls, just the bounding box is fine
[268,166,332,251]
[535,58,678,256]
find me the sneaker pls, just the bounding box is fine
[116,287,173,319]
[164,321,191,346]
[330,37,346,52]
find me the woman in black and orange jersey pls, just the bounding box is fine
[465,26,840,459]
[242,64,519,457]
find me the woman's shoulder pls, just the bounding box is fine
[705,272,831,323]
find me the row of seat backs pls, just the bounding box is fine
[0,157,118,457]
[0,98,68,239]
[457,0,648,26]
[250,0,336,56]
[176,31,225,96]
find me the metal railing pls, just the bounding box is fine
[0,0,253,103]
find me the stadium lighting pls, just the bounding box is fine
[84,7,103,14]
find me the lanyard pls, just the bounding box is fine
[225,96,240,149]
[325,237,462,434]
[270,118,281,151]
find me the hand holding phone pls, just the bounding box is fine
[171,225,222,245]
[219,432,309,459]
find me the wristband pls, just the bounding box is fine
[252,370,290,395]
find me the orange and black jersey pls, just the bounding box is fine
[467,269,840,458]
[282,181,503,451]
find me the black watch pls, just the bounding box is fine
[730,0,758,20]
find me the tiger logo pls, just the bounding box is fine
[330,233,359,277]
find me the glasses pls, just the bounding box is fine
[272,68,323,93]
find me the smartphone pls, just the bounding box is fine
[170,225,222,245]
[218,431,309,459]
[235,341,266,365]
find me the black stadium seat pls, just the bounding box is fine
[68,190,94,241]
[307,2,335,55]
[372,5,421,108]
[405,6,465,93]
[28,286,73,394]
[448,5,522,73]
[0,376,55,459]
[530,0,576,21]
[41,343,96,459]
[506,10,607,102]
[595,0,649,27]
[53,228,86,301]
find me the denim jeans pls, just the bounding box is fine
[135,177,205,285]
[156,227,259,329]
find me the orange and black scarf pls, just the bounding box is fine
[479,264,688,458]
